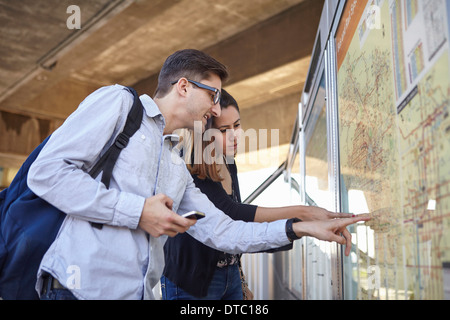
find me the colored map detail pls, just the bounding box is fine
[391,0,408,100]
[397,53,450,299]
[337,0,450,299]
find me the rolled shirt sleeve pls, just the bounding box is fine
[180,174,291,254]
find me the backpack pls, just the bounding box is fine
[0,86,143,299]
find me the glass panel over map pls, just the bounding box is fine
[336,0,450,299]
[304,74,335,299]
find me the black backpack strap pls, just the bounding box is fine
[88,87,144,229]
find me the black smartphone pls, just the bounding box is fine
[181,211,206,220]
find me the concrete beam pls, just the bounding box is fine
[133,0,323,95]
[206,0,323,85]
[0,0,308,116]
[225,58,310,110]
[0,0,322,171]
[238,91,301,153]
[0,0,173,115]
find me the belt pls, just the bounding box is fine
[41,275,66,295]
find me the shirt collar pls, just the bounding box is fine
[139,94,163,118]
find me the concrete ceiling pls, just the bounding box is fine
[0,0,324,187]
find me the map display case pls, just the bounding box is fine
[242,0,450,300]
[335,0,450,299]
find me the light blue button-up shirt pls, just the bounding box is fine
[28,84,290,300]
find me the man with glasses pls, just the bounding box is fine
[28,49,369,300]
[167,78,221,133]
[171,79,221,105]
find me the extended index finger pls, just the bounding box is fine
[337,214,371,228]
[329,211,354,219]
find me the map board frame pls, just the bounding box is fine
[298,0,450,300]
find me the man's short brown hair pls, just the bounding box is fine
[154,49,228,98]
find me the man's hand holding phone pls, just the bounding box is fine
[138,194,197,238]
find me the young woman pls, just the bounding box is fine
[161,90,354,300]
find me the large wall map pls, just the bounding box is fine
[336,0,450,299]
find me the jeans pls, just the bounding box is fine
[161,264,243,300]
[40,276,78,300]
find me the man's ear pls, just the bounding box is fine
[175,78,189,97]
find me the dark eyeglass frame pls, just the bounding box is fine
[171,79,221,105]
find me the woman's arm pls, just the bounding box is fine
[254,205,354,223]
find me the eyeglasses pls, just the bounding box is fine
[171,79,221,105]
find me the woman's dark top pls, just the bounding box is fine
[163,162,292,297]
[162,162,258,297]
